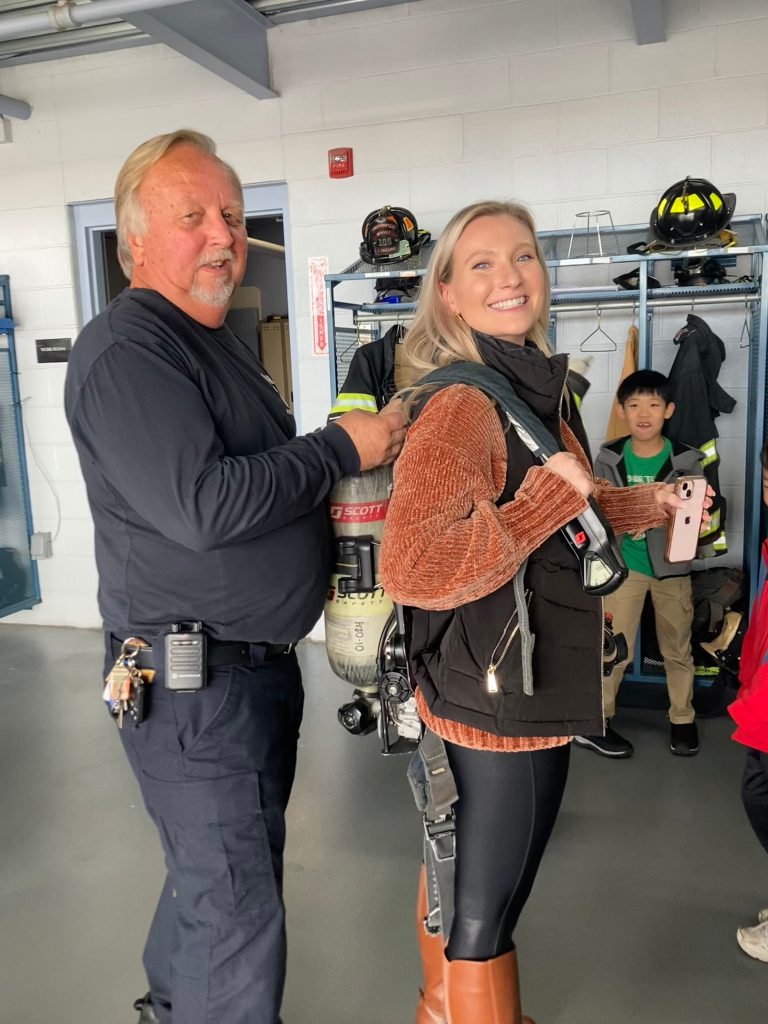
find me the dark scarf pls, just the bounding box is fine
[472,331,568,431]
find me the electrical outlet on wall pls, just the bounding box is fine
[30,532,52,559]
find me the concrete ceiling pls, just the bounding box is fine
[0,0,667,120]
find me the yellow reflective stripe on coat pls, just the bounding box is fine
[699,439,718,468]
[698,536,728,559]
[693,665,720,677]
[330,392,378,415]
[699,507,721,536]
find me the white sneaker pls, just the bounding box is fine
[737,919,768,962]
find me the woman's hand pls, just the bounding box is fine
[546,451,595,499]
[655,482,715,521]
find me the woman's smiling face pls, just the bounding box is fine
[438,214,546,345]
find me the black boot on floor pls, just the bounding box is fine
[670,721,699,756]
[133,994,159,1024]
[573,721,634,758]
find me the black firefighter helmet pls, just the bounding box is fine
[360,206,430,265]
[650,177,736,247]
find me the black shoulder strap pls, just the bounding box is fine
[416,361,628,597]
[417,361,562,461]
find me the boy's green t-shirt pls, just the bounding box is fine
[621,437,671,577]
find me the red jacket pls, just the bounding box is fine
[729,539,768,753]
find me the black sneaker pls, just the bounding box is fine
[133,994,159,1024]
[574,723,634,758]
[670,721,699,756]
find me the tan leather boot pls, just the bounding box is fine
[443,949,535,1024]
[416,865,447,1024]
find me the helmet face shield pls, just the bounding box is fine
[650,177,736,246]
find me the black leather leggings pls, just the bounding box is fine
[444,739,571,962]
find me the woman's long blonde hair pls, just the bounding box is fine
[401,200,552,389]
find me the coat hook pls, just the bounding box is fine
[579,307,617,352]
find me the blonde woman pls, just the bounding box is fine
[380,201,689,1024]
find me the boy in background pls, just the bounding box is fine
[576,369,711,759]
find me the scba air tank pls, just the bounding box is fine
[324,464,394,688]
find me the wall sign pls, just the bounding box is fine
[308,256,329,357]
[36,338,71,363]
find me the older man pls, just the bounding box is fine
[64,130,405,1024]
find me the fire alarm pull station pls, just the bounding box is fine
[328,148,353,179]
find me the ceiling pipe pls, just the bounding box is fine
[0,0,189,42]
[247,237,285,255]
[0,93,31,119]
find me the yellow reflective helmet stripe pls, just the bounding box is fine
[670,194,705,213]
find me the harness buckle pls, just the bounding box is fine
[424,813,456,863]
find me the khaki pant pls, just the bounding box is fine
[604,570,695,724]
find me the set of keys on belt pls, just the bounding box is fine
[103,637,155,728]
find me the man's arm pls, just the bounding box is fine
[70,341,368,552]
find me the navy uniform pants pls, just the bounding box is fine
[115,641,304,1024]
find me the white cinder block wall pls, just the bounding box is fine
[1,0,767,629]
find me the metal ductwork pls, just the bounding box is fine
[0,0,188,41]
[0,0,418,81]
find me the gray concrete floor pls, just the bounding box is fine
[0,624,766,1024]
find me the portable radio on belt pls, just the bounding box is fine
[418,361,628,597]
[164,621,207,691]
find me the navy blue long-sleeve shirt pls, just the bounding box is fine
[65,289,359,642]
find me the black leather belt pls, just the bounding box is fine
[110,636,293,670]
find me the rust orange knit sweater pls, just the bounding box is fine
[379,384,667,753]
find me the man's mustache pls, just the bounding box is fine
[196,249,234,268]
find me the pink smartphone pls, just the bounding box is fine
[664,475,707,563]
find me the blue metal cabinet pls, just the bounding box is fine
[0,275,40,617]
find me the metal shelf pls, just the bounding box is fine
[551,288,632,306]
[327,240,436,281]
[539,214,767,265]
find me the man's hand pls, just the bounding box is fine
[335,403,407,470]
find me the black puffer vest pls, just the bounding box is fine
[405,336,604,738]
